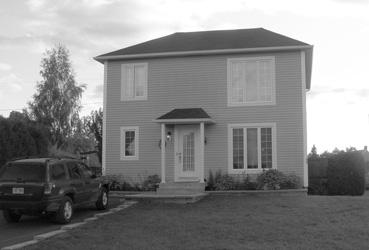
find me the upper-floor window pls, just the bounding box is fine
[227,57,275,106]
[121,63,148,101]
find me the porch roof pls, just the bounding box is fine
[154,108,214,124]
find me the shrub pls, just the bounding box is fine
[213,171,235,190]
[327,151,365,195]
[257,169,301,190]
[257,169,284,190]
[142,174,161,191]
[280,174,301,189]
[103,174,161,191]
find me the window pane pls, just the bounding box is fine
[259,60,272,102]
[233,128,244,169]
[122,65,134,98]
[67,162,82,179]
[261,128,273,168]
[245,61,258,102]
[134,65,145,97]
[231,62,244,103]
[183,132,195,171]
[51,164,66,181]
[125,131,135,156]
[0,163,45,182]
[247,128,258,169]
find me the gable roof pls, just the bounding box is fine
[94,28,313,89]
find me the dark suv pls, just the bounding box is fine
[0,158,109,224]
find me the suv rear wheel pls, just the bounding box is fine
[3,209,22,223]
[55,196,73,224]
[96,187,108,210]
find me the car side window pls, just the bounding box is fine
[50,163,67,181]
[67,162,82,179]
[78,163,93,179]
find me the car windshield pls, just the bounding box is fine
[0,163,46,182]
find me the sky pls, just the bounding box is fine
[0,0,368,153]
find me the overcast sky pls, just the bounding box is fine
[0,0,368,153]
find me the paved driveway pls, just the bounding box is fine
[0,197,124,248]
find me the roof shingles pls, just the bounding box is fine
[97,28,309,58]
[157,108,211,120]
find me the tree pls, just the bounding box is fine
[308,144,319,160]
[85,109,103,163]
[0,113,49,166]
[28,44,85,149]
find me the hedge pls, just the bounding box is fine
[327,151,365,195]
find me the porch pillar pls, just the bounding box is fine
[199,122,205,183]
[161,123,166,183]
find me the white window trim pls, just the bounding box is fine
[227,123,277,174]
[120,126,139,160]
[121,63,148,101]
[227,56,276,107]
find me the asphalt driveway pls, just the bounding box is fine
[0,197,124,248]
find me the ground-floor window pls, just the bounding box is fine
[228,123,276,173]
[120,126,139,160]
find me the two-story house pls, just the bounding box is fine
[94,28,313,189]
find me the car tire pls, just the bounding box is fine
[3,209,22,223]
[55,196,73,224]
[96,187,108,210]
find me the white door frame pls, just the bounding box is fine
[174,124,204,182]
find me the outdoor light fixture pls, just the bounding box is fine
[166,131,172,142]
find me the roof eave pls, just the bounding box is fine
[94,45,313,63]
[153,118,215,124]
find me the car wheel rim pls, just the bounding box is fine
[102,192,108,206]
[64,201,72,220]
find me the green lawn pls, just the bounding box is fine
[28,192,369,250]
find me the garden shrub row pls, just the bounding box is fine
[103,174,161,191]
[206,169,301,191]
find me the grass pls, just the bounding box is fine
[27,192,369,250]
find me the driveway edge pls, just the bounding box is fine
[0,201,137,250]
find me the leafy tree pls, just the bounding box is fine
[308,144,319,160]
[0,113,49,166]
[85,109,103,163]
[28,44,85,149]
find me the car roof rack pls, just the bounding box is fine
[9,155,50,161]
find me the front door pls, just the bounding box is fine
[174,125,200,181]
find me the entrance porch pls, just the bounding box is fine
[154,108,214,194]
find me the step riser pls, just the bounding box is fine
[157,182,205,195]
[157,190,204,195]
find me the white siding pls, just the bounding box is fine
[104,51,305,183]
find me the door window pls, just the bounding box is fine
[78,163,93,179]
[50,163,67,181]
[67,162,83,179]
[182,132,195,171]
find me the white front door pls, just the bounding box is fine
[174,125,200,181]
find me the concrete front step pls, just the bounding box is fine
[125,193,208,204]
[157,182,205,195]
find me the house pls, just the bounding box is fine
[94,28,313,190]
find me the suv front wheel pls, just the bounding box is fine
[55,196,73,224]
[3,209,22,223]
